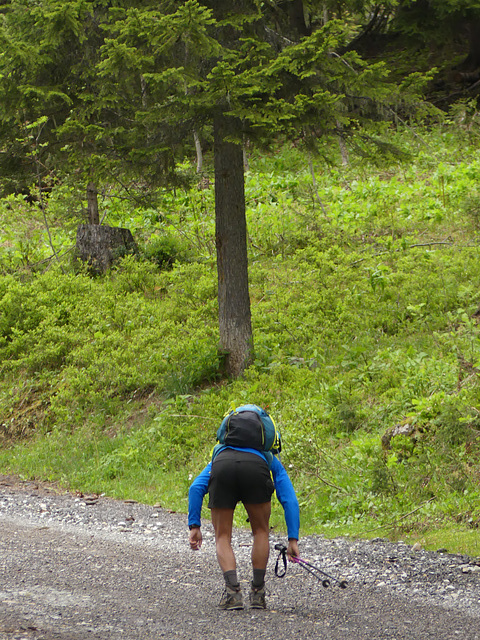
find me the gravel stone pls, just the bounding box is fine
[1,474,479,640]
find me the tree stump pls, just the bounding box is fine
[76,224,137,274]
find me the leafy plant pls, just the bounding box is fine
[1,122,480,555]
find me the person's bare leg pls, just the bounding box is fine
[244,502,271,570]
[211,507,244,609]
[211,507,236,572]
[244,502,271,608]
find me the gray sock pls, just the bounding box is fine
[252,569,266,589]
[223,570,240,590]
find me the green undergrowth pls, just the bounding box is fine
[1,118,480,557]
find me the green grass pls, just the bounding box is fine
[402,525,480,557]
[1,118,480,557]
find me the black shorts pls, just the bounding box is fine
[207,449,274,510]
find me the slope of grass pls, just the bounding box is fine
[1,119,480,557]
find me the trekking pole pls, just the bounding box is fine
[274,543,348,589]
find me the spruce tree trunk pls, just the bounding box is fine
[288,0,310,36]
[214,113,253,378]
[465,18,480,69]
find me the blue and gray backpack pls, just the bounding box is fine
[212,404,281,463]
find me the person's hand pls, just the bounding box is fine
[286,538,299,561]
[189,527,202,550]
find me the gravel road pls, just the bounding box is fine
[1,474,480,640]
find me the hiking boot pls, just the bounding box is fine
[218,586,244,610]
[249,583,267,609]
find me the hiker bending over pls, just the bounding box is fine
[188,404,300,610]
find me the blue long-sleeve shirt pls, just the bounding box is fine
[188,447,300,540]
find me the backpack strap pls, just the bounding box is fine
[211,443,226,463]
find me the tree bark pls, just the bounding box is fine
[87,183,99,225]
[193,130,203,173]
[279,0,310,37]
[214,113,253,378]
[463,18,480,70]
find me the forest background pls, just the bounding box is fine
[1,0,480,557]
